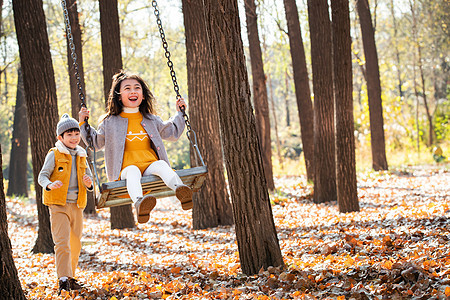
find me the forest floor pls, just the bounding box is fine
[6,164,450,300]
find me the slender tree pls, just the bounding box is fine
[244,0,274,191]
[389,0,404,99]
[409,0,435,148]
[284,69,291,127]
[7,67,29,197]
[331,0,359,213]
[283,0,314,182]
[356,0,388,170]
[267,73,283,165]
[409,0,433,147]
[99,0,135,229]
[202,0,284,275]
[307,0,337,203]
[410,0,421,154]
[64,0,96,214]
[0,145,26,299]
[13,0,56,253]
[182,0,233,229]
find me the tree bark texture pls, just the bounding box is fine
[99,0,134,229]
[244,0,275,191]
[182,0,234,229]
[203,0,284,275]
[99,0,123,105]
[331,0,359,213]
[356,0,388,171]
[283,0,315,182]
[0,145,26,299]
[13,0,56,253]
[307,0,337,203]
[7,67,29,197]
[65,0,96,214]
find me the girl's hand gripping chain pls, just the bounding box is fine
[176,98,187,112]
[79,107,90,123]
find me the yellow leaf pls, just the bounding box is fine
[110,297,118,300]
[383,260,393,270]
[344,257,355,267]
[445,286,450,297]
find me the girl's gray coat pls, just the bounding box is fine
[80,112,185,182]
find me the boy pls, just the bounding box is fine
[38,113,93,294]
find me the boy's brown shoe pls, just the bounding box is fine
[69,278,82,290]
[175,184,193,210]
[58,279,70,295]
[135,194,156,223]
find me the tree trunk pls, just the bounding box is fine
[283,0,315,182]
[331,0,359,213]
[307,0,337,203]
[284,69,290,127]
[202,0,284,275]
[65,0,96,215]
[182,0,233,229]
[0,145,26,299]
[244,0,275,191]
[356,0,388,171]
[410,0,421,155]
[99,0,134,229]
[7,67,29,197]
[99,0,123,106]
[13,0,56,254]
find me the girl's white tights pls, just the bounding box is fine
[120,160,183,203]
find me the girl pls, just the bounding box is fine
[79,71,193,224]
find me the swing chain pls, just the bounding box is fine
[61,0,102,190]
[61,0,85,107]
[60,0,94,146]
[151,0,192,134]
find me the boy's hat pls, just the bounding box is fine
[56,113,80,136]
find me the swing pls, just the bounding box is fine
[61,0,208,209]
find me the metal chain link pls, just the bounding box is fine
[61,0,85,107]
[151,0,192,134]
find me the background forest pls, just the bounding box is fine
[0,0,449,187]
[1,0,449,298]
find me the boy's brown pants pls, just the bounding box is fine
[49,203,83,279]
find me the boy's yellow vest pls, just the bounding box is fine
[43,148,88,208]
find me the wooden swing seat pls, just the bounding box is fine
[96,166,208,208]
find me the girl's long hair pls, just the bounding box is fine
[104,71,155,118]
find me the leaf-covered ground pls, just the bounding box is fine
[6,165,450,299]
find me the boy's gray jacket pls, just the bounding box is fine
[80,112,185,182]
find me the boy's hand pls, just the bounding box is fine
[48,180,63,190]
[83,174,93,188]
